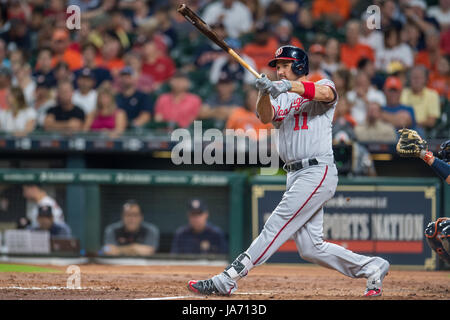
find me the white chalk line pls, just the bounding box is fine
[0,286,108,291]
[134,292,273,300]
[134,295,203,300]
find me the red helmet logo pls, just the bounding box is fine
[275,47,283,57]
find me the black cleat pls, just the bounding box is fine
[187,279,220,295]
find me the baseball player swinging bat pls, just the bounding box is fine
[177,4,261,79]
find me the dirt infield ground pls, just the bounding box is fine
[0,264,448,300]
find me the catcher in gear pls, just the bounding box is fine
[396,130,450,264]
[396,129,450,184]
[424,218,450,265]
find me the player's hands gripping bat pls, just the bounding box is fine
[177,4,261,79]
[269,80,292,98]
[396,128,428,157]
[255,74,273,94]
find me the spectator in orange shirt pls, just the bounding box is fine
[312,0,351,27]
[50,29,83,71]
[242,21,302,74]
[340,20,375,70]
[95,32,126,77]
[415,29,443,74]
[242,22,279,73]
[428,55,450,100]
[226,87,273,140]
[306,44,330,83]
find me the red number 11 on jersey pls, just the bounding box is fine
[293,112,308,131]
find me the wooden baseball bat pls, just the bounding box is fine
[177,4,261,79]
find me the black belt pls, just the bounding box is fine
[285,158,319,172]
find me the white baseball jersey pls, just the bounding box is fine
[270,78,338,164]
[210,78,390,296]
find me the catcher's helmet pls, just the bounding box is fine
[268,45,309,76]
[437,140,450,163]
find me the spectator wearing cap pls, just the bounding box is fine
[312,0,351,27]
[50,29,83,71]
[84,87,127,138]
[44,80,85,133]
[75,43,113,89]
[103,200,159,257]
[171,199,227,255]
[381,76,418,133]
[115,66,153,128]
[225,87,273,140]
[0,86,36,136]
[33,76,56,128]
[375,26,414,73]
[340,20,375,70]
[210,39,256,87]
[72,68,98,116]
[141,39,176,90]
[307,43,330,82]
[400,65,441,130]
[321,38,342,76]
[154,72,202,128]
[22,183,64,225]
[0,66,12,110]
[30,205,72,238]
[122,51,154,94]
[199,72,244,122]
[346,71,386,126]
[202,0,253,40]
[33,48,57,89]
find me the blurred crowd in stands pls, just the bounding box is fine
[0,0,448,142]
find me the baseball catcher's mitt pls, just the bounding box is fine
[396,128,428,157]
